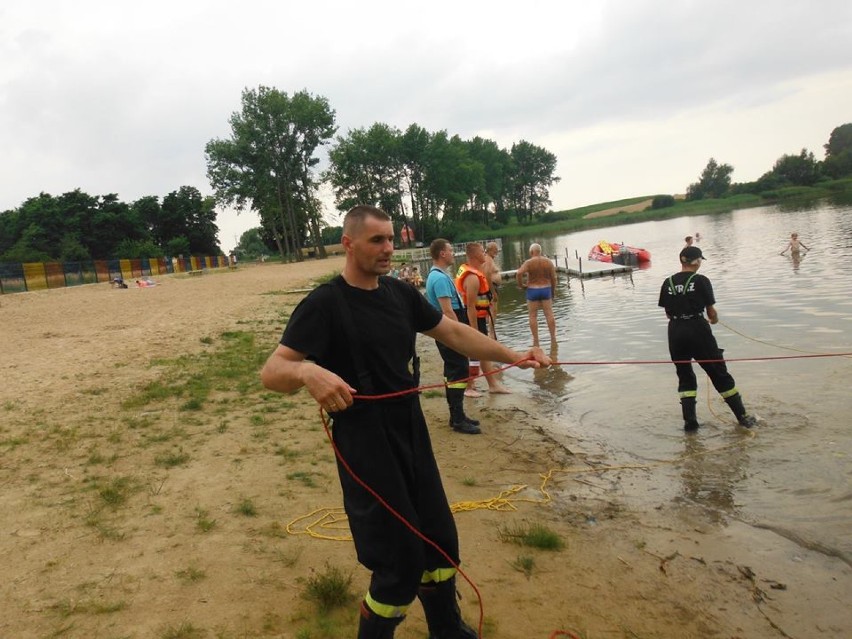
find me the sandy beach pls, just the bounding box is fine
[2,261,849,639]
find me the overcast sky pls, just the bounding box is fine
[2,1,851,252]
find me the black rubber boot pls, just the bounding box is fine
[448,389,480,434]
[357,600,404,639]
[724,393,756,428]
[417,578,477,639]
[681,397,699,432]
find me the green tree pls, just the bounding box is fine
[824,123,852,157]
[466,136,513,224]
[823,123,852,179]
[161,186,220,255]
[769,149,821,186]
[234,227,274,260]
[327,123,405,216]
[507,141,559,222]
[206,86,336,261]
[686,158,734,200]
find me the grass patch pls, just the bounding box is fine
[302,563,355,612]
[195,507,216,532]
[511,554,536,578]
[234,497,258,517]
[287,471,318,488]
[96,476,135,508]
[159,621,206,639]
[175,565,207,583]
[122,330,270,412]
[154,449,190,468]
[499,521,564,551]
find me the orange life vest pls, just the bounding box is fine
[455,264,491,319]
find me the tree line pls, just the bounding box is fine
[0,186,220,263]
[207,87,560,261]
[682,123,852,203]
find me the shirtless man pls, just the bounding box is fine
[516,243,557,347]
[483,242,502,321]
[780,232,809,256]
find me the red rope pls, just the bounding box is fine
[352,351,852,401]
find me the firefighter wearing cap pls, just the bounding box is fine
[658,246,757,430]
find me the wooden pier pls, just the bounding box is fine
[500,256,634,281]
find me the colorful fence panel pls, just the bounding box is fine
[1,254,229,294]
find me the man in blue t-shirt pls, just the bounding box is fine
[425,239,481,434]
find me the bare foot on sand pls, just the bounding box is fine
[488,384,512,394]
[464,389,483,398]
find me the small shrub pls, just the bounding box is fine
[499,521,564,551]
[302,563,355,612]
[651,195,675,209]
[234,498,258,517]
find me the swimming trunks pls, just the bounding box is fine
[526,286,552,302]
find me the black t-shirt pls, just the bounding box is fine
[658,271,715,317]
[281,275,442,395]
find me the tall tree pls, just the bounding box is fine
[686,158,734,200]
[161,186,221,255]
[823,123,852,179]
[326,123,405,217]
[508,141,559,222]
[205,87,336,261]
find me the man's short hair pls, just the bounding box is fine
[529,243,542,255]
[430,238,451,260]
[343,205,390,237]
[465,242,483,259]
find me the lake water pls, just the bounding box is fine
[486,197,852,562]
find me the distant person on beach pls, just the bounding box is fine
[684,236,694,247]
[658,245,757,431]
[694,232,701,242]
[456,242,511,395]
[260,205,548,638]
[780,232,809,256]
[516,243,558,348]
[425,238,482,434]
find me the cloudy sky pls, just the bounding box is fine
[2,1,851,252]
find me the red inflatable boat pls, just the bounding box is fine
[588,240,651,263]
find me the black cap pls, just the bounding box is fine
[679,246,705,263]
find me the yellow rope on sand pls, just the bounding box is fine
[284,431,755,540]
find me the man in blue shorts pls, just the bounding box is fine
[516,243,557,347]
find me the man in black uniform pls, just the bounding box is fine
[658,246,757,431]
[260,205,549,639]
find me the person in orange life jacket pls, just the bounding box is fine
[260,206,550,639]
[456,243,511,395]
[483,241,502,316]
[425,238,482,435]
[658,246,757,431]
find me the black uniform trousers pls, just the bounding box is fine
[668,317,736,395]
[436,341,469,387]
[331,397,459,607]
